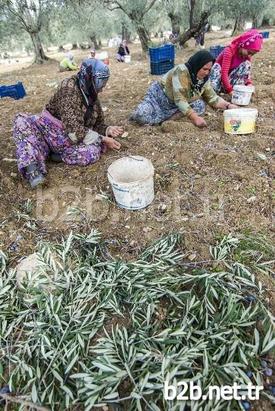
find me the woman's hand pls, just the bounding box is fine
[103,136,121,150]
[107,126,124,138]
[227,103,238,109]
[189,112,207,128]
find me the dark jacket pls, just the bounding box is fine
[117,44,130,57]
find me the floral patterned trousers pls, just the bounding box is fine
[13,110,104,178]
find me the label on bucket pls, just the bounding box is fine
[224,119,256,134]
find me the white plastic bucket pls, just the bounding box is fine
[107,156,154,210]
[124,55,131,63]
[224,108,258,134]
[231,85,255,106]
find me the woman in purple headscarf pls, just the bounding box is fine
[13,59,123,188]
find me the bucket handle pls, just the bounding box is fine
[128,155,145,162]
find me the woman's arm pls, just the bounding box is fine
[67,61,78,70]
[92,100,108,135]
[171,68,207,127]
[220,48,234,94]
[202,82,237,109]
[213,98,237,110]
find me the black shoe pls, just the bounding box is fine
[25,163,46,189]
[49,152,62,162]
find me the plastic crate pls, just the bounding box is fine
[149,44,175,63]
[209,45,225,59]
[150,60,174,75]
[0,82,26,100]
[260,31,269,39]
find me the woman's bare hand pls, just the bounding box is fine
[107,126,124,138]
[103,136,121,150]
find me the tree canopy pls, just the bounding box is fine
[0,0,274,61]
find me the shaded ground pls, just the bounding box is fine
[0,30,274,302]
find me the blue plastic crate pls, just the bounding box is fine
[150,60,174,75]
[260,31,269,39]
[209,45,225,59]
[149,44,175,63]
[0,82,26,100]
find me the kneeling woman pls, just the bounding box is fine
[130,50,236,128]
[210,29,263,96]
[13,59,123,188]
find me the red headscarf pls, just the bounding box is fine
[230,29,263,52]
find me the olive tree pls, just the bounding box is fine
[103,0,158,52]
[161,0,186,36]
[0,0,56,63]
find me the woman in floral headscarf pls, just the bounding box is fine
[13,58,123,188]
[210,29,263,95]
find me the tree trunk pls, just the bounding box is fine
[252,14,262,28]
[122,23,131,42]
[125,29,131,43]
[30,32,48,64]
[178,11,210,47]
[168,12,181,36]
[122,22,126,40]
[188,0,196,28]
[261,16,270,26]
[252,17,258,28]
[232,16,245,36]
[90,34,100,50]
[135,23,151,52]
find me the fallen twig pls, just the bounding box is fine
[0,393,50,411]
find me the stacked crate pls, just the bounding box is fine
[149,44,175,75]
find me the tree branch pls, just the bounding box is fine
[0,393,50,411]
[5,5,30,32]
[113,0,128,14]
[144,0,158,14]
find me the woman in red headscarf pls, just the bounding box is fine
[210,29,263,95]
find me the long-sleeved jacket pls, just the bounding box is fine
[60,57,78,71]
[216,47,252,93]
[161,64,219,116]
[46,76,108,143]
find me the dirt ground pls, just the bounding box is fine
[0,31,274,301]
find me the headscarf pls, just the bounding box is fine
[185,50,215,92]
[76,58,110,121]
[66,52,74,61]
[230,29,263,52]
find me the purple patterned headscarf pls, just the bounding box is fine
[77,58,110,107]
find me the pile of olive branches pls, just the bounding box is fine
[0,231,274,410]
